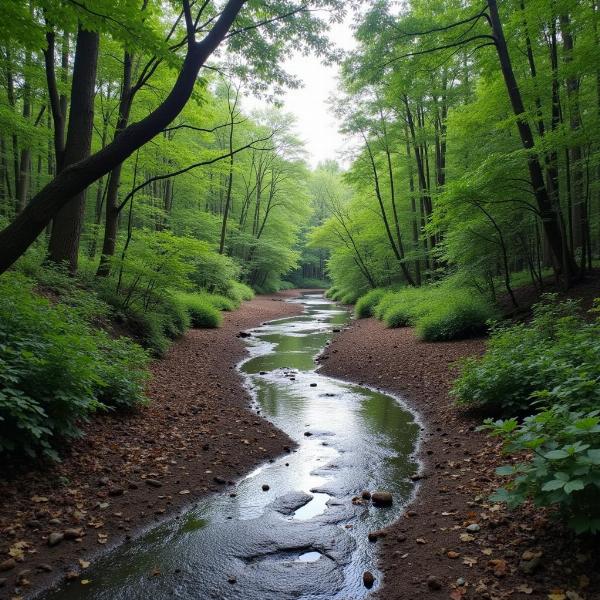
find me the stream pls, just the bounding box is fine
[45,293,421,600]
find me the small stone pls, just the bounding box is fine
[0,559,16,572]
[363,571,375,588]
[145,479,162,488]
[48,532,64,547]
[371,491,393,507]
[108,487,124,497]
[361,490,371,500]
[262,484,270,491]
[368,529,387,542]
[37,564,53,573]
[310,383,317,387]
[466,523,480,533]
[304,432,313,437]
[64,528,83,540]
[427,575,442,591]
[456,577,465,586]
[519,556,542,574]
[213,476,226,485]
[227,576,237,584]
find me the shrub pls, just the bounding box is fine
[452,297,600,414]
[227,281,254,303]
[175,292,223,328]
[355,288,386,318]
[0,273,149,460]
[373,291,401,320]
[482,405,600,534]
[325,286,338,299]
[125,310,172,357]
[415,292,495,341]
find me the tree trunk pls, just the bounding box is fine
[487,0,577,282]
[47,27,99,272]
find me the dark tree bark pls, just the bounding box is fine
[0,0,245,275]
[47,27,100,272]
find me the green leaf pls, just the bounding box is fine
[541,479,566,491]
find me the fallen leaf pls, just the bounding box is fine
[482,548,493,556]
[81,580,91,585]
[447,551,460,559]
[78,559,90,569]
[487,558,507,576]
[462,556,478,567]
[516,584,533,595]
[460,533,475,542]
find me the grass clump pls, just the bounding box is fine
[368,282,496,341]
[175,291,223,328]
[227,281,255,303]
[415,291,496,341]
[355,288,386,318]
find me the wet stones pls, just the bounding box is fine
[47,532,64,547]
[261,484,270,492]
[271,491,313,515]
[144,479,162,488]
[363,571,375,588]
[371,491,393,507]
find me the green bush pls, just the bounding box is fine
[355,288,386,318]
[415,293,495,341]
[452,297,600,414]
[227,281,255,303]
[0,273,149,460]
[381,288,424,327]
[125,310,172,357]
[175,292,223,328]
[325,286,338,299]
[207,293,237,311]
[482,405,600,534]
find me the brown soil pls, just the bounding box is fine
[0,291,302,600]
[318,319,600,600]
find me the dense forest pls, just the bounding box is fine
[0,0,599,597]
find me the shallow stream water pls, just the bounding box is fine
[45,294,420,600]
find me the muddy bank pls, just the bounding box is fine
[319,318,599,600]
[0,292,302,600]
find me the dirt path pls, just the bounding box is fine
[0,292,302,600]
[318,317,599,600]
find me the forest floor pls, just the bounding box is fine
[0,291,302,600]
[318,318,600,600]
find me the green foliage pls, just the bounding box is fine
[452,297,600,414]
[482,405,600,534]
[226,281,255,303]
[368,282,496,341]
[415,292,496,341]
[174,292,223,329]
[325,286,338,299]
[355,288,386,318]
[0,273,149,460]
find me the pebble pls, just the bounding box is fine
[466,523,480,533]
[228,576,237,584]
[262,484,270,491]
[427,575,442,590]
[371,491,393,507]
[361,490,371,500]
[363,571,375,588]
[37,564,53,573]
[0,559,16,572]
[64,528,83,540]
[48,532,64,547]
[145,479,162,488]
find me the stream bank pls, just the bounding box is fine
[0,291,302,600]
[319,317,600,600]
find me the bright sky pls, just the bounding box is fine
[245,18,357,169]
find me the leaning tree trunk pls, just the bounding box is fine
[0,0,245,275]
[47,27,99,272]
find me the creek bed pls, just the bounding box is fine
[44,293,420,600]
